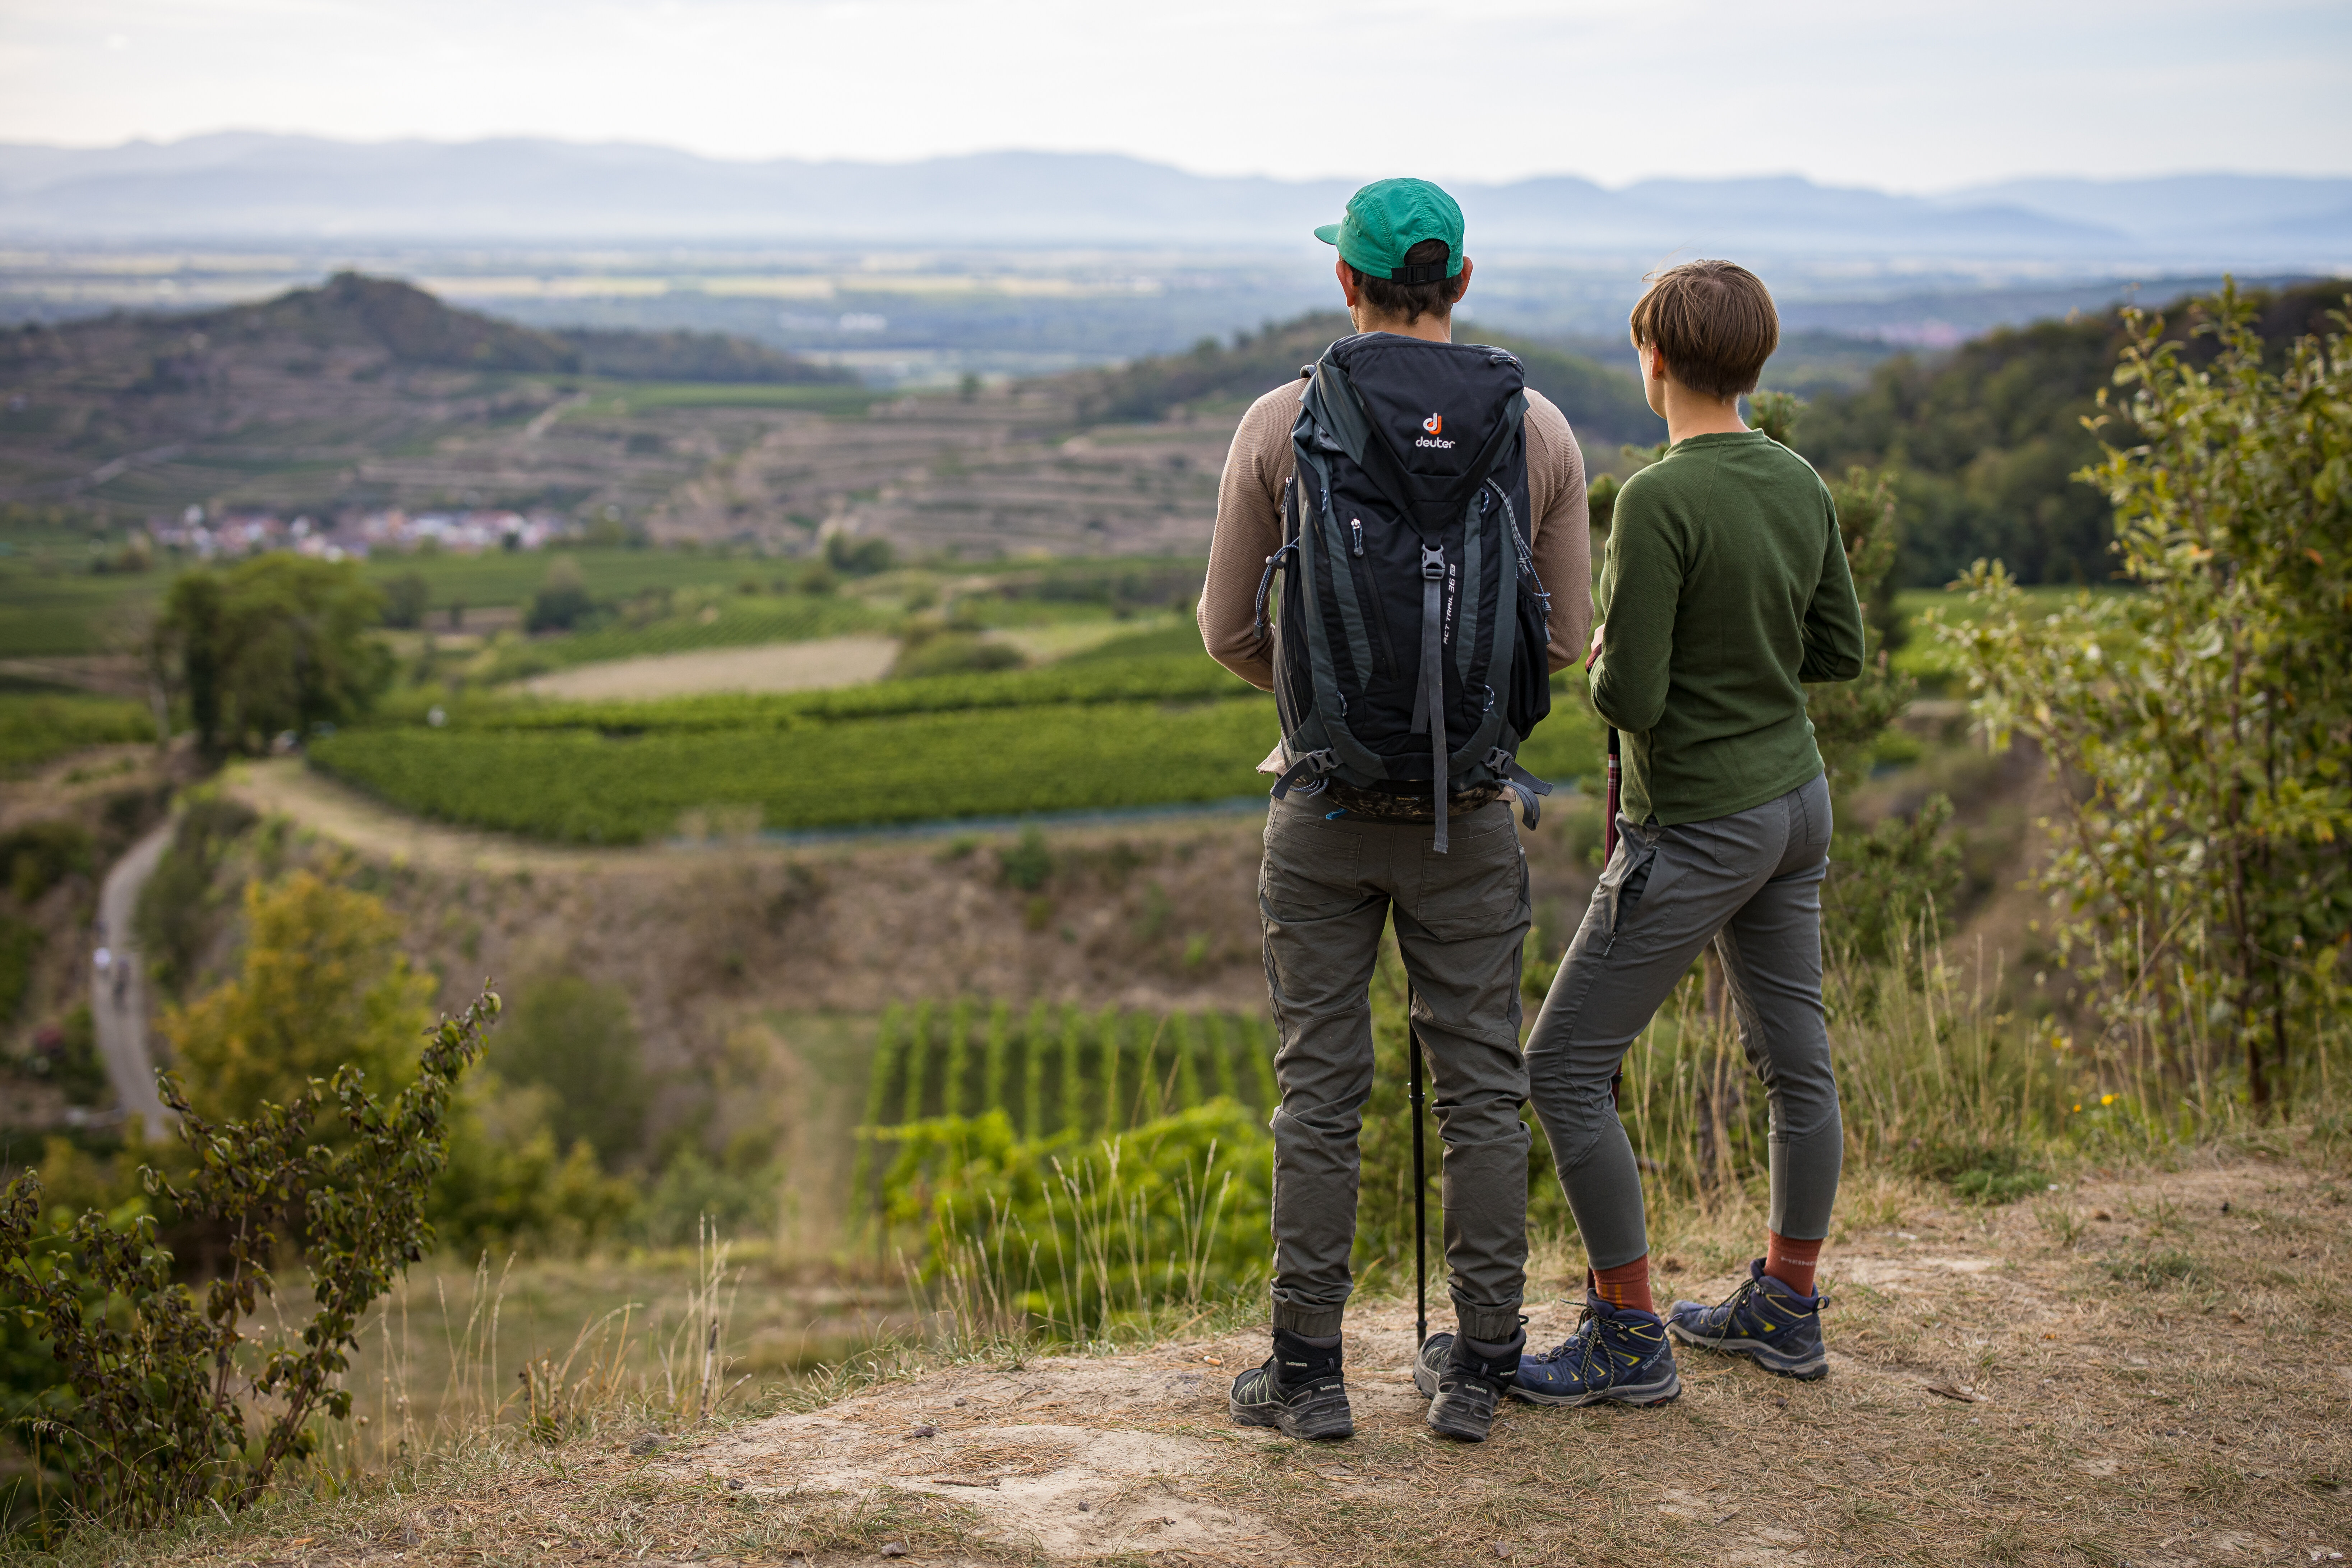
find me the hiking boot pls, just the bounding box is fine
[1414,1328,1525,1442]
[1667,1259,1830,1379]
[1513,1293,1682,1406]
[1228,1328,1354,1440]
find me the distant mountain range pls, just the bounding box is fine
[1,135,2346,265]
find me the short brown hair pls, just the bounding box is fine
[1350,238,1468,327]
[1628,260,1778,399]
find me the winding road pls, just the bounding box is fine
[94,821,173,1140]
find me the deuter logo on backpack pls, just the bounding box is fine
[1416,412,1454,450]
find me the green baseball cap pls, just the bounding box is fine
[1314,178,1466,282]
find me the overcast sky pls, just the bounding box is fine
[5,0,2347,191]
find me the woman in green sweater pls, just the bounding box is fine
[1514,260,1864,1407]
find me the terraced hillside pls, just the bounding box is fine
[1,280,1652,561]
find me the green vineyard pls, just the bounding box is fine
[0,691,154,772]
[318,638,1602,842]
[488,592,888,676]
[308,694,1281,842]
[847,1000,1284,1340]
[422,649,1253,734]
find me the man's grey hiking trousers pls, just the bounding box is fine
[1259,793,1530,1345]
[1525,772,1842,1271]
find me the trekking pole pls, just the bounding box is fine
[1603,728,1622,864]
[1406,983,1428,1350]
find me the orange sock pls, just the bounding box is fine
[1590,1255,1655,1315]
[1764,1231,1822,1297]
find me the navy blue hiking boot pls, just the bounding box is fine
[1413,1328,1526,1442]
[1513,1293,1682,1407]
[1666,1259,1830,1380]
[1228,1328,1354,1440]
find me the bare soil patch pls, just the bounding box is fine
[521,635,900,701]
[128,1153,2351,1567]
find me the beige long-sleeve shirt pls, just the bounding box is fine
[1198,375,1591,692]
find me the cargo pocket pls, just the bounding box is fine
[1595,834,1676,957]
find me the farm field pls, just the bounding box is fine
[0,688,152,771]
[520,634,901,699]
[317,625,1607,841]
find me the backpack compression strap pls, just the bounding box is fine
[1410,540,1450,852]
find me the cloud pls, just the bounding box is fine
[4,0,2346,189]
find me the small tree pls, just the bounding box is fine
[159,555,389,757]
[166,871,437,1122]
[1942,284,2352,1108]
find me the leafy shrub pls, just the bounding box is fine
[892,630,1023,680]
[426,1084,639,1258]
[1825,793,1965,963]
[1,820,92,904]
[1904,1137,2047,1205]
[165,871,437,1122]
[0,990,499,1528]
[131,793,259,997]
[0,916,40,1024]
[380,571,433,630]
[632,1147,776,1249]
[19,1005,105,1105]
[998,827,1053,892]
[825,534,895,576]
[1942,284,2352,1108]
[525,555,597,633]
[490,974,646,1167]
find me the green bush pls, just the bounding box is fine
[1941,283,2352,1109]
[490,974,646,1167]
[0,820,91,904]
[132,793,258,997]
[892,630,1023,680]
[0,916,40,1024]
[0,991,500,1529]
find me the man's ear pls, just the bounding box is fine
[1453,255,1474,304]
[1334,256,1359,307]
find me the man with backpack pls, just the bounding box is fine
[1514,260,1863,1409]
[1198,177,1590,1443]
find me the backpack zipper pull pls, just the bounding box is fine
[1349,518,1365,558]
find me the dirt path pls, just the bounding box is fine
[222,759,665,875]
[93,820,172,1139]
[137,1154,2350,1566]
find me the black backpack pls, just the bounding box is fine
[1254,333,1554,852]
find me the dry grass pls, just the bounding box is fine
[37,1143,2347,1568]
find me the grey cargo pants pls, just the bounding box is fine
[1259,794,1531,1344]
[1525,773,1842,1270]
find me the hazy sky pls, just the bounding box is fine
[5,0,2347,191]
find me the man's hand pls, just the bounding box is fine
[1586,622,1605,672]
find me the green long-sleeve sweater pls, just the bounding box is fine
[1590,429,1865,827]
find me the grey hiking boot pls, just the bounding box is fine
[1413,1328,1525,1442]
[1228,1328,1354,1440]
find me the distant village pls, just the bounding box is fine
[144,505,582,562]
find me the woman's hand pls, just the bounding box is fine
[1586,622,1605,672]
